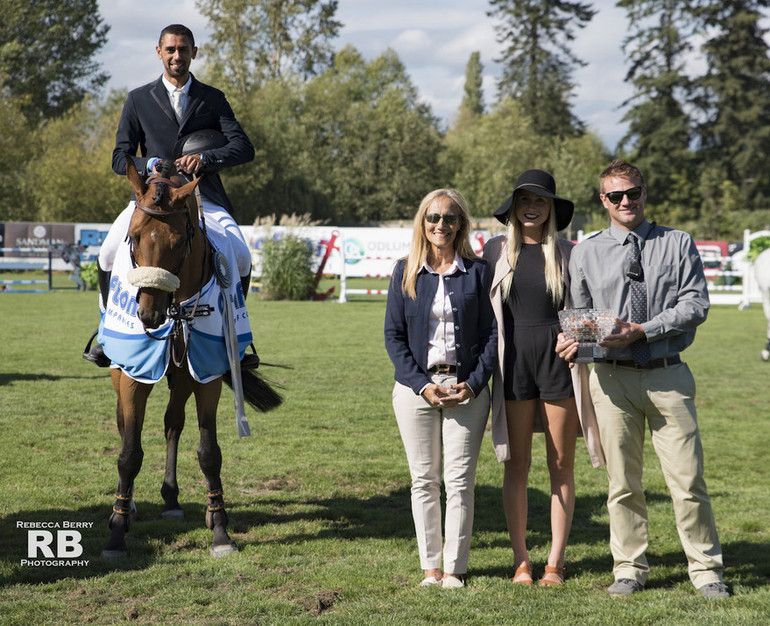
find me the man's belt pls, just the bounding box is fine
[595,355,681,369]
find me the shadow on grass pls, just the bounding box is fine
[0,372,107,386]
[3,485,765,590]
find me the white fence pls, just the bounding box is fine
[2,221,768,306]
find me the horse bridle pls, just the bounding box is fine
[128,174,212,366]
[130,175,196,277]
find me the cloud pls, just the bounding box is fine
[391,29,432,54]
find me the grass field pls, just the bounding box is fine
[0,279,768,624]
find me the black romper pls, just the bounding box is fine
[503,243,574,401]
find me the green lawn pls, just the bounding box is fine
[0,286,768,624]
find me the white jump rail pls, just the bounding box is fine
[337,240,392,303]
[0,247,52,293]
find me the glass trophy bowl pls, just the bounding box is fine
[558,308,616,363]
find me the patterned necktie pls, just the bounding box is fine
[627,234,651,365]
[171,89,184,121]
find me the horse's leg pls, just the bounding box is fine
[761,286,770,361]
[755,252,770,361]
[194,376,237,557]
[110,369,137,522]
[102,370,152,558]
[160,367,192,519]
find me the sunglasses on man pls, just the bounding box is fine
[425,213,459,225]
[604,186,643,204]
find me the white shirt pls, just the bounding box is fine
[425,253,466,370]
[145,77,193,173]
[162,75,190,117]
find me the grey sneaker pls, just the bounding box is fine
[698,582,730,599]
[608,578,643,596]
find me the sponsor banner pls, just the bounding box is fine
[242,226,493,278]
[0,222,76,271]
[0,222,100,272]
[2,222,75,257]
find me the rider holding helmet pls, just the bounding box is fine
[84,23,256,368]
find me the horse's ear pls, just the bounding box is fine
[169,176,201,207]
[126,156,147,197]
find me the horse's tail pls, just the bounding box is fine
[223,368,284,412]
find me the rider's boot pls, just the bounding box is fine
[239,271,260,371]
[82,264,112,367]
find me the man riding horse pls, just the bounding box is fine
[84,22,257,369]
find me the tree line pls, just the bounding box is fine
[2,0,770,241]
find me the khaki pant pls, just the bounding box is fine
[393,375,489,574]
[589,361,724,589]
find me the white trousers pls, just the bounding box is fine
[392,375,489,574]
[98,199,252,277]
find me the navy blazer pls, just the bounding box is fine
[112,74,254,213]
[384,256,497,397]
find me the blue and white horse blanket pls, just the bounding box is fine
[97,218,252,384]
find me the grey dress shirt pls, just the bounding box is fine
[569,219,709,360]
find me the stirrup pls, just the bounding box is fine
[240,344,260,370]
[82,330,111,367]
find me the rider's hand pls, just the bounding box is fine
[175,154,204,175]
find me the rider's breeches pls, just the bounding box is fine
[98,200,252,277]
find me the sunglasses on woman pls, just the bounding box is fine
[425,213,459,225]
[604,186,643,204]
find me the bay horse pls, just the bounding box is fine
[102,157,278,558]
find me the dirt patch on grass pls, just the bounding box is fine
[298,588,341,615]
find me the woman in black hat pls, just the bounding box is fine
[483,170,601,587]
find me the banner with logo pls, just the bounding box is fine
[242,226,493,278]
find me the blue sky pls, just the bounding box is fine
[97,0,631,149]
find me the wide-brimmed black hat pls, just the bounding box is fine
[493,169,575,231]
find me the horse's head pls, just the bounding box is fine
[125,156,201,329]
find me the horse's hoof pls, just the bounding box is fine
[101,548,129,559]
[761,349,769,361]
[210,542,238,558]
[161,508,185,520]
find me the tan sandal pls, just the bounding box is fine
[512,561,533,585]
[539,564,565,587]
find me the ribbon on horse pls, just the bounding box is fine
[214,249,250,438]
[97,205,252,385]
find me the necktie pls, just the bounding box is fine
[171,89,184,121]
[627,234,651,365]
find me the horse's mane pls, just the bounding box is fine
[152,160,177,207]
[157,159,176,179]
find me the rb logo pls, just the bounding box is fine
[28,530,83,558]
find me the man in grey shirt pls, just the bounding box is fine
[556,159,729,599]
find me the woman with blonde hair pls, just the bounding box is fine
[483,170,603,587]
[385,188,497,588]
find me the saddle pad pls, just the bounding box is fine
[98,219,252,384]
